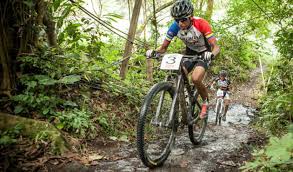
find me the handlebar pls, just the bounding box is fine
[149,53,203,62]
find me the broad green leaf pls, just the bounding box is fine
[64,101,78,107]
[56,123,64,130]
[35,75,57,85]
[58,75,81,84]
[42,108,50,115]
[26,81,37,89]
[14,105,24,114]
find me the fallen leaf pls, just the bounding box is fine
[88,154,103,161]
[109,136,118,141]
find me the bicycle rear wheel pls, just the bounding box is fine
[188,88,207,145]
[137,82,178,168]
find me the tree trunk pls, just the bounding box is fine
[36,0,58,48]
[205,0,214,22]
[0,0,15,97]
[0,0,58,96]
[143,0,147,42]
[120,0,143,79]
[43,12,58,48]
[199,0,204,11]
[146,59,153,81]
[0,28,13,97]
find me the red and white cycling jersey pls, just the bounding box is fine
[165,17,216,53]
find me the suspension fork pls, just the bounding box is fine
[165,74,183,126]
[216,98,224,114]
[152,74,173,125]
[220,98,225,114]
[152,74,183,127]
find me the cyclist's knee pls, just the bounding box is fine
[191,66,205,85]
[191,75,203,85]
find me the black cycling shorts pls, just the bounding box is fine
[183,47,209,73]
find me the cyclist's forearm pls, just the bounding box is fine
[211,44,220,57]
[156,40,170,54]
[209,39,220,57]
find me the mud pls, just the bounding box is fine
[45,103,260,172]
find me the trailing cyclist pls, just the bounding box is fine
[146,0,220,119]
[210,70,231,121]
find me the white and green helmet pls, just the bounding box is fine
[171,0,194,19]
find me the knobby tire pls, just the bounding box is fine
[137,82,177,168]
[188,89,207,145]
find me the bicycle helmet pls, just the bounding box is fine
[219,70,228,77]
[171,0,194,19]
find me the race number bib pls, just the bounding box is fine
[216,90,224,97]
[160,54,183,70]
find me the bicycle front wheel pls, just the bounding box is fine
[215,99,221,125]
[188,89,207,145]
[215,99,223,125]
[137,82,178,168]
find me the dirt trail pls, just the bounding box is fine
[231,67,264,108]
[39,67,265,172]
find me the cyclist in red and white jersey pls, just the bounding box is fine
[146,0,220,119]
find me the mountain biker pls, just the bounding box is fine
[146,0,220,119]
[210,70,231,121]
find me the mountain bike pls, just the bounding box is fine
[136,54,208,168]
[214,89,227,125]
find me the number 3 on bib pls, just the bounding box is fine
[160,54,183,70]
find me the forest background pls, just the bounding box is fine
[0,0,292,171]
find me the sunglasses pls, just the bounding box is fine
[175,17,189,23]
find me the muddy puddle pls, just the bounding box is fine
[49,103,257,172]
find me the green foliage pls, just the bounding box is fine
[241,125,293,171]
[224,0,271,37]
[55,108,94,137]
[95,112,119,135]
[0,124,23,146]
[257,58,293,135]
[215,31,258,81]
[12,74,81,116]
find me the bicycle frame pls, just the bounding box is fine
[215,90,227,125]
[137,54,209,168]
[152,58,197,128]
[215,97,224,114]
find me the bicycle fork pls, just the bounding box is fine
[216,98,224,115]
[151,75,183,128]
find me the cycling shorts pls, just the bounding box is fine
[182,47,209,72]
